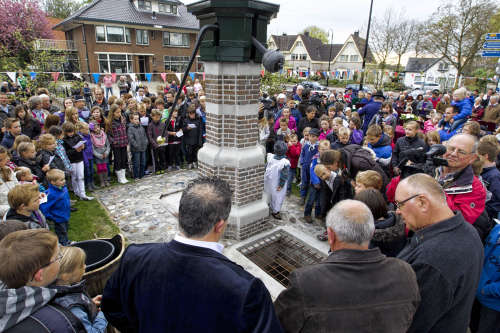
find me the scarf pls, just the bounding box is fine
[91,131,107,148]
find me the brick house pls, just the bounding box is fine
[54,0,200,79]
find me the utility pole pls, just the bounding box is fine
[359,0,374,92]
[327,29,333,87]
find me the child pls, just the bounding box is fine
[90,121,110,187]
[276,117,292,140]
[300,127,311,147]
[354,170,383,195]
[365,124,392,166]
[10,134,31,166]
[425,130,441,146]
[274,107,297,133]
[1,118,21,150]
[36,134,66,173]
[75,98,90,122]
[383,125,396,151]
[49,126,72,182]
[349,117,363,145]
[369,102,397,129]
[90,106,105,127]
[299,128,319,205]
[183,105,203,169]
[5,183,48,229]
[318,118,332,141]
[478,140,500,219]
[106,104,129,184]
[16,142,48,188]
[147,109,167,174]
[40,169,71,245]
[128,114,148,179]
[392,121,426,175]
[286,133,301,196]
[264,141,290,220]
[62,122,93,200]
[424,112,441,133]
[78,122,95,191]
[304,140,331,223]
[0,146,18,216]
[258,115,271,146]
[166,109,183,171]
[331,127,351,150]
[326,117,342,143]
[53,246,108,332]
[83,82,92,107]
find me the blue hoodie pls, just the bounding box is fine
[476,224,500,311]
[40,184,70,223]
[451,98,472,122]
[300,141,318,168]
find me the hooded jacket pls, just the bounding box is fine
[476,223,500,312]
[369,212,407,257]
[481,166,500,218]
[127,123,148,152]
[367,133,392,159]
[451,98,472,121]
[37,149,66,172]
[40,184,70,223]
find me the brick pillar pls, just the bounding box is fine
[198,61,271,240]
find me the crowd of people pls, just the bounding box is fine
[0,72,499,332]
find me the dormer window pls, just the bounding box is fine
[138,0,152,11]
[159,1,177,14]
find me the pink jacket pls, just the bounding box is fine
[103,76,113,88]
[423,120,436,133]
[318,129,332,141]
[274,116,297,133]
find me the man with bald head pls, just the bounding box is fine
[436,133,486,226]
[396,173,483,333]
[275,200,420,332]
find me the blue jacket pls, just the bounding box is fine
[300,142,318,168]
[359,101,382,134]
[481,166,500,218]
[451,98,472,121]
[368,133,392,159]
[438,118,466,142]
[476,224,500,311]
[40,184,70,223]
[309,155,320,185]
[0,132,14,149]
[101,241,283,333]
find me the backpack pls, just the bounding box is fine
[340,144,389,186]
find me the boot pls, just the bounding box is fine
[119,169,129,184]
[98,173,105,187]
[116,169,122,184]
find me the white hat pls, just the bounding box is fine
[278,93,286,100]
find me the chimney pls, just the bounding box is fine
[354,31,359,38]
[282,33,287,36]
[304,31,309,37]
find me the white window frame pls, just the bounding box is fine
[138,0,152,11]
[98,53,133,73]
[164,55,190,72]
[350,55,359,62]
[339,55,348,62]
[95,25,131,44]
[158,1,177,14]
[163,31,190,47]
[136,29,149,46]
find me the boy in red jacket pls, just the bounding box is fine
[286,133,301,196]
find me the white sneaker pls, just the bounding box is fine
[81,195,94,201]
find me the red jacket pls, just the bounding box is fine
[286,142,302,169]
[444,175,485,224]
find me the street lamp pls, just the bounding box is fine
[327,29,333,87]
[359,0,374,92]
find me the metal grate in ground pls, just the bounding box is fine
[238,230,327,287]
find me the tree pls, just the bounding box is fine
[421,0,497,88]
[393,17,417,72]
[0,0,53,55]
[44,0,82,19]
[369,9,396,88]
[301,26,328,43]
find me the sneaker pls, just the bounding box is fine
[304,216,313,224]
[80,195,94,201]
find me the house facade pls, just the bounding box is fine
[404,57,458,90]
[54,0,200,78]
[267,31,374,76]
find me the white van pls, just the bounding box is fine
[412,81,440,91]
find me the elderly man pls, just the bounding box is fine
[102,177,282,333]
[396,174,483,333]
[29,95,47,125]
[482,95,500,124]
[435,134,487,229]
[275,200,420,333]
[39,94,59,114]
[294,85,304,102]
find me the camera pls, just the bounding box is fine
[398,144,448,179]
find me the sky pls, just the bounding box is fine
[182,0,444,44]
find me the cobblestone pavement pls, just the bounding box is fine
[96,171,327,244]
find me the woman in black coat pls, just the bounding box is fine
[15,105,41,139]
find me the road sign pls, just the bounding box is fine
[484,42,500,49]
[485,33,500,41]
[482,50,500,57]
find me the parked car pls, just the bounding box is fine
[345,83,375,93]
[300,81,328,92]
[411,81,440,91]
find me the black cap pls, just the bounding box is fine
[309,128,320,137]
[372,90,385,99]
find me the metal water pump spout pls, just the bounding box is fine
[251,36,284,73]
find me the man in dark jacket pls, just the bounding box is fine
[358,90,384,134]
[275,199,420,332]
[0,229,86,332]
[396,173,484,333]
[102,177,283,333]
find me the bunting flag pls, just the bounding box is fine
[145,73,152,82]
[30,72,37,80]
[260,70,265,77]
[160,72,167,82]
[189,72,195,81]
[306,70,309,77]
[92,73,100,84]
[394,72,398,77]
[51,72,60,82]
[323,72,327,78]
[129,73,136,82]
[202,72,205,81]
[72,73,82,80]
[6,72,16,83]
[175,73,182,82]
[111,73,117,82]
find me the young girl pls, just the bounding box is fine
[424,112,441,134]
[65,107,83,125]
[286,134,301,196]
[89,106,105,127]
[318,118,332,141]
[383,125,396,151]
[16,142,48,188]
[0,146,18,216]
[276,118,292,140]
[106,104,129,184]
[166,109,183,171]
[15,105,41,139]
[274,107,297,133]
[79,122,95,191]
[349,117,363,145]
[36,134,66,172]
[425,130,441,146]
[90,121,110,187]
[53,246,108,333]
[264,141,290,220]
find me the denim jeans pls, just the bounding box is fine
[300,165,310,198]
[132,151,146,178]
[105,87,113,99]
[84,159,94,187]
[287,168,297,193]
[54,221,69,245]
[304,185,321,217]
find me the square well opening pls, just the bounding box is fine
[238,230,327,287]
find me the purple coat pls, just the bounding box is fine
[81,133,93,165]
[350,129,364,145]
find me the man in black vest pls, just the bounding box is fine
[0,229,86,332]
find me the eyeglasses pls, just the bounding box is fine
[395,193,422,210]
[445,145,473,156]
